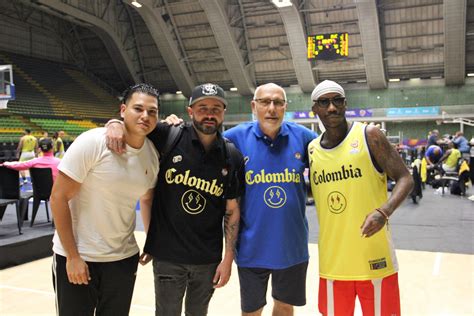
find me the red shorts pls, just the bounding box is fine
[318,273,400,316]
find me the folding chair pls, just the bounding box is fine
[0,167,32,234]
[29,167,54,227]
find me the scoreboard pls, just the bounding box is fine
[307,33,348,60]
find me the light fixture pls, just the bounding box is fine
[230,87,238,91]
[410,78,421,81]
[467,73,474,77]
[271,0,293,8]
[176,91,182,95]
[389,78,400,82]
[131,1,142,8]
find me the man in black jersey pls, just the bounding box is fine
[106,83,244,316]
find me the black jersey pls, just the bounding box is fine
[144,123,244,264]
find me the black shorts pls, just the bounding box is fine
[238,261,308,313]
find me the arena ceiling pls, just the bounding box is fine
[1,0,473,96]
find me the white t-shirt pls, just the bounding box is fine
[52,128,159,262]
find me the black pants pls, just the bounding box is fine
[52,253,139,316]
[470,156,474,184]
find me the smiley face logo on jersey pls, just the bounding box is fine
[181,189,207,215]
[327,191,346,214]
[264,186,287,208]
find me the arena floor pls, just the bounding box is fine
[1,186,473,315]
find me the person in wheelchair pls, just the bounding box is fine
[438,142,461,174]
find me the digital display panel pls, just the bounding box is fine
[307,33,348,60]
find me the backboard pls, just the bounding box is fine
[0,64,15,109]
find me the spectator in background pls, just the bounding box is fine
[1,138,60,181]
[425,145,443,167]
[469,137,474,188]
[39,131,49,141]
[427,129,440,147]
[425,144,443,183]
[52,131,65,158]
[438,142,461,173]
[452,131,470,156]
[38,131,49,156]
[16,128,38,184]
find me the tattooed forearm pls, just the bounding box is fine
[224,210,239,255]
[366,125,414,215]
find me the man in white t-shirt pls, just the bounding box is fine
[50,83,160,316]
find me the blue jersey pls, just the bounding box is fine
[224,121,317,268]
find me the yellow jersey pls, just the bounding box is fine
[21,135,37,152]
[53,137,65,158]
[308,122,398,280]
[445,148,461,169]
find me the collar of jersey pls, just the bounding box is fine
[252,121,289,140]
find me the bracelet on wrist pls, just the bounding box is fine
[375,208,389,222]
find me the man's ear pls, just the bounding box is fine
[187,106,193,119]
[120,104,126,119]
[251,101,257,115]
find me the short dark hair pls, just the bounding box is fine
[39,138,53,152]
[25,129,31,134]
[121,83,160,106]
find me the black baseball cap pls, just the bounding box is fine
[39,138,53,152]
[188,83,228,108]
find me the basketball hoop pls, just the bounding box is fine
[0,64,14,109]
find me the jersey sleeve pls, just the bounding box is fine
[225,148,245,200]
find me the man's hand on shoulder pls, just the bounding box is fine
[161,114,183,126]
[105,119,126,154]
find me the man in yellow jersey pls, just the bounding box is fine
[438,141,461,173]
[52,131,65,158]
[16,129,38,184]
[308,80,414,316]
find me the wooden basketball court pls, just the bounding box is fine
[1,187,473,315]
[1,234,473,315]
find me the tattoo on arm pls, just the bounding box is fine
[366,126,414,215]
[224,210,239,254]
[367,126,408,182]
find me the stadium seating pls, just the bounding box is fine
[0,51,118,120]
[0,52,115,147]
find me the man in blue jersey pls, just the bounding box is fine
[224,83,317,316]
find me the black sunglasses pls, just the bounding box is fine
[313,97,345,108]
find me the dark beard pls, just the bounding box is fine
[193,118,222,135]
